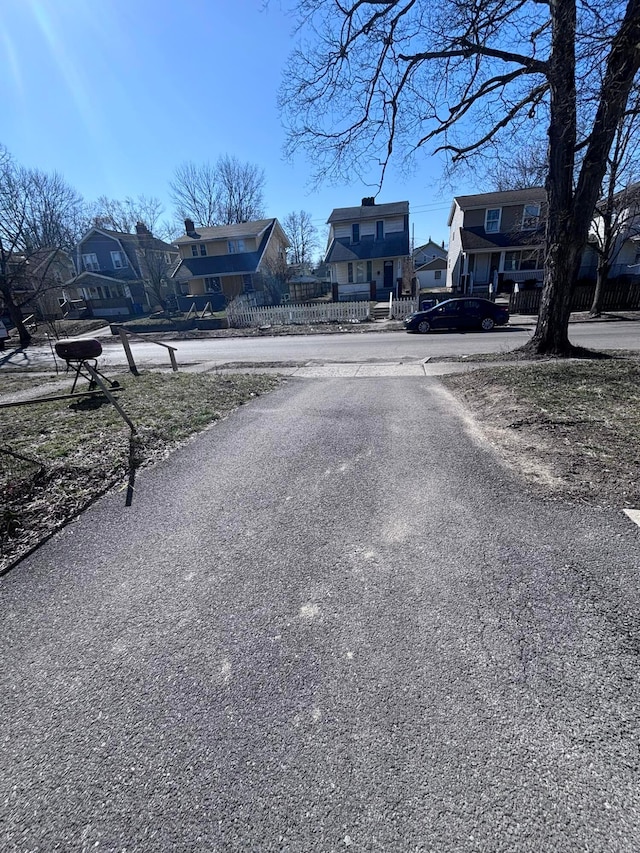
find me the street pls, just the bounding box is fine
[1,320,640,371]
[2,377,640,851]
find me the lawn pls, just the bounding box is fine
[0,371,280,573]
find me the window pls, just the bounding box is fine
[228,239,246,253]
[82,252,99,272]
[347,263,354,283]
[191,243,207,256]
[376,220,384,240]
[366,261,372,281]
[243,274,254,292]
[504,251,520,271]
[520,249,542,271]
[356,262,366,283]
[522,204,541,229]
[352,223,360,244]
[204,277,222,292]
[110,250,127,269]
[505,249,542,272]
[485,208,501,233]
[434,270,442,280]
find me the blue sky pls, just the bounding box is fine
[1,0,469,248]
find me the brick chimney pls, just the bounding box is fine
[362,197,375,206]
[135,221,150,236]
[184,218,196,235]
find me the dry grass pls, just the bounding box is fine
[0,371,280,572]
[443,357,640,507]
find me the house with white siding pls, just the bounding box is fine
[324,198,411,301]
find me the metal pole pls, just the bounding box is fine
[118,328,139,376]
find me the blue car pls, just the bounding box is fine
[404,298,509,333]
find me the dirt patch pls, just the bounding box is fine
[442,357,640,508]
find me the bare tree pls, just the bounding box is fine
[134,224,177,313]
[90,194,166,236]
[215,155,266,224]
[281,0,640,356]
[484,142,548,192]
[170,161,219,227]
[170,155,266,227]
[589,93,640,315]
[0,147,86,347]
[283,210,319,265]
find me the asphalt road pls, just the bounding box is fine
[2,320,639,371]
[2,377,640,851]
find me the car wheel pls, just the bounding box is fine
[417,319,431,333]
[480,316,495,331]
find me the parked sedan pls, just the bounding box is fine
[404,298,509,333]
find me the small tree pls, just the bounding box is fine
[589,94,640,315]
[283,210,319,266]
[134,224,177,313]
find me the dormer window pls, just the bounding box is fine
[110,250,128,269]
[82,253,99,272]
[485,209,501,233]
[352,223,360,243]
[522,204,541,229]
[228,239,246,253]
[376,220,384,240]
[191,244,207,256]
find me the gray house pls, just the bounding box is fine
[66,224,178,318]
[325,198,411,301]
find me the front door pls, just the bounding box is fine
[384,260,394,290]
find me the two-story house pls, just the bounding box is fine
[413,239,448,289]
[447,188,547,293]
[9,248,77,320]
[68,223,179,317]
[171,218,290,310]
[324,198,411,301]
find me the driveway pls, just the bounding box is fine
[2,377,640,851]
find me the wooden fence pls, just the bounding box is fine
[226,300,372,328]
[509,278,640,314]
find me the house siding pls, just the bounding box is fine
[78,233,139,279]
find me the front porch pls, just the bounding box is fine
[458,248,544,294]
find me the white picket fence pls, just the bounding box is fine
[226,300,372,328]
[391,297,418,318]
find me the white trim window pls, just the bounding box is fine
[111,250,128,269]
[191,243,207,257]
[204,276,222,293]
[485,208,501,233]
[228,239,246,253]
[522,204,541,229]
[82,252,100,272]
[434,270,442,280]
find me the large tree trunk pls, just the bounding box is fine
[0,284,31,348]
[521,0,578,356]
[521,0,640,356]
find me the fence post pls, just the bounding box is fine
[118,329,139,376]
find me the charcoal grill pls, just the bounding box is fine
[54,337,120,394]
